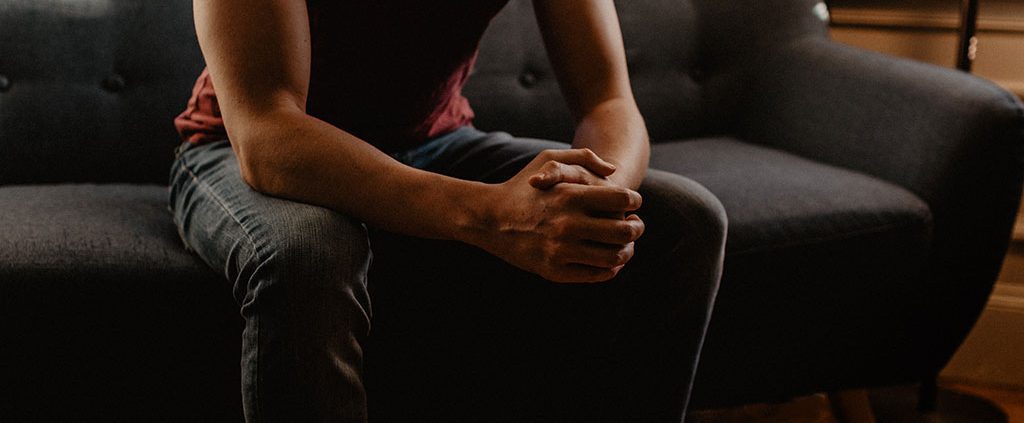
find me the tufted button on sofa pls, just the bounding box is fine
[2,0,1022,421]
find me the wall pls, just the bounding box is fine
[828,0,1024,98]
[827,0,1024,389]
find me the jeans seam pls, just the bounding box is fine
[175,157,262,261]
[174,154,266,421]
[252,314,263,422]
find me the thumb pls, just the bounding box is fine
[529,171,558,190]
[542,149,617,178]
[529,162,602,189]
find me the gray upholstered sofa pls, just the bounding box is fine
[2,0,1022,421]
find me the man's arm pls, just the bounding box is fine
[192,0,643,283]
[532,0,650,190]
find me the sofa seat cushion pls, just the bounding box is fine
[0,184,210,277]
[652,138,932,255]
[651,138,934,407]
[0,184,240,421]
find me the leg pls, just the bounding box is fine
[169,140,372,423]
[369,129,725,422]
[624,169,726,421]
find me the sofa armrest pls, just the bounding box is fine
[738,37,1024,371]
[740,37,1023,204]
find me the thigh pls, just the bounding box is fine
[169,140,372,307]
[170,140,375,422]
[370,130,726,422]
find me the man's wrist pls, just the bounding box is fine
[447,180,498,248]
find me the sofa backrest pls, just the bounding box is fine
[0,0,827,185]
[0,0,205,185]
[465,0,830,143]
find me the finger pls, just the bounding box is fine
[549,263,621,284]
[537,148,616,178]
[529,162,605,189]
[564,185,642,213]
[561,215,645,244]
[558,241,635,269]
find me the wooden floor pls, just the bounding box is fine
[689,383,1024,423]
[947,383,1024,423]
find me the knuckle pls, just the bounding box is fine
[537,150,559,162]
[629,224,643,241]
[550,237,572,258]
[541,240,559,262]
[616,248,631,265]
[568,164,586,176]
[554,219,576,238]
[619,224,636,242]
[620,190,641,209]
[597,269,617,282]
[617,190,633,207]
[554,185,579,204]
[606,253,623,267]
[554,161,574,175]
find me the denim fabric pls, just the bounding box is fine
[169,127,725,423]
[171,140,374,423]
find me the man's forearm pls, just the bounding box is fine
[233,111,645,283]
[570,97,650,190]
[232,110,490,243]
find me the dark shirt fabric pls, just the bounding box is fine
[175,0,510,152]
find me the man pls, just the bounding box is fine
[170,0,725,421]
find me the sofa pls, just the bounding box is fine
[2,0,1022,421]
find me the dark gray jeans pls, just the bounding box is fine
[169,127,725,423]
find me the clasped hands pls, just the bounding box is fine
[480,149,644,283]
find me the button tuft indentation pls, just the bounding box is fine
[519,72,539,88]
[102,74,126,92]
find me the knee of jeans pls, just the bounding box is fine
[640,169,728,252]
[240,205,372,315]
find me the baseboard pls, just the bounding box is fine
[941,283,1024,389]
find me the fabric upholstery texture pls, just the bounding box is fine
[1,185,201,274]
[651,139,934,406]
[739,38,1024,377]
[650,138,932,254]
[464,0,828,143]
[2,0,1022,418]
[0,185,239,421]
[0,1,205,184]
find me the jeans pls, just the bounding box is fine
[169,127,725,423]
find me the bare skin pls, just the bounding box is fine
[193,0,651,283]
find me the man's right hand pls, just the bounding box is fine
[470,149,645,283]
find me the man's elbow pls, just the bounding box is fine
[234,136,288,196]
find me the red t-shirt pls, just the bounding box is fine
[174,0,510,152]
